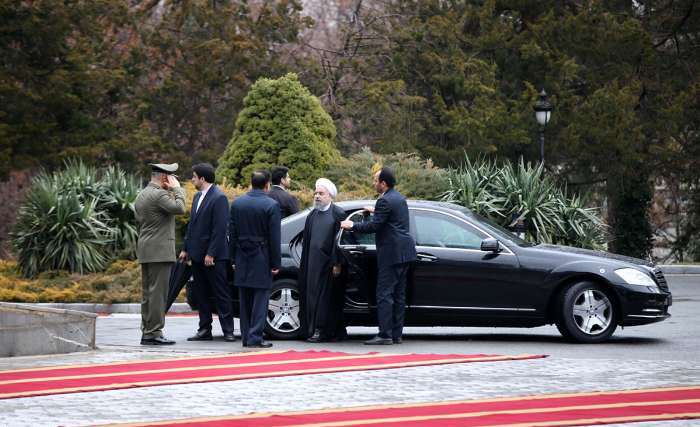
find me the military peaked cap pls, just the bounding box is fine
[149,163,179,174]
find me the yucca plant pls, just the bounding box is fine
[441,155,503,218]
[12,174,114,278]
[11,160,141,277]
[493,159,565,243]
[552,192,608,250]
[56,159,103,201]
[99,166,140,258]
[442,155,608,249]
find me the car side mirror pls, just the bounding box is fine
[481,238,502,253]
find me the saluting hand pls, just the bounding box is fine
[340,220,353,230]
[163,175,180,190]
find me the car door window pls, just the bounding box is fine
[414,210,486,250]
[339,210,376,246]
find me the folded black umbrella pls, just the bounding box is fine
[166,261,193,313]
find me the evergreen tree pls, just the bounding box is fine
[217,73,338,186]
[0,0,130,178]
[129,0,312,168]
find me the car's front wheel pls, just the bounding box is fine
[265,279,302,339]
[555,281,618,343]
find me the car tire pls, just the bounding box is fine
[264,279,302,340]
[555,281,618,343]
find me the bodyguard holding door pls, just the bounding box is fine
[340,167,416,345]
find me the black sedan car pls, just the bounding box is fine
[232,200,671,343]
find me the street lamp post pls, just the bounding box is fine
[533,89,553,165]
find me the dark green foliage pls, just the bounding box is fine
[11,160,140,277]
[130,0,312,169]
[217,74,339,186]
[315,0,698,258]
[608,171,654,259]
[0,0,131,177]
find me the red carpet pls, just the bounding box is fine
[0,350,544,399]
[104,385,700,426]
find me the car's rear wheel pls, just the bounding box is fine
[555,281,617,343]
[265,279,302,339]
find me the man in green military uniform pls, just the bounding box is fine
[134,163,186,345]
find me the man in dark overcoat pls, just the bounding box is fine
[341,167,417,345]
[229,170,281,348]
[298,178,347,342]
[267,166,299,218]
[179,163,234,342]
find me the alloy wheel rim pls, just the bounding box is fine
[267,287,301,333]
[571,289,612,335]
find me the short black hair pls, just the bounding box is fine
[378,167,396,188]
[251,170,271,189]
[271,166,289,185]
[192,163,215,183]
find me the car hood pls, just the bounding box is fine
[534,244,654,268]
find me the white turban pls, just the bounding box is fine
[315,178,337,199]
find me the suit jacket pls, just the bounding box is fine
[229,189,281,289]
[134,183,186,264]
[267,185,299,218]
[183,185,230,263]
[352,188,417,267]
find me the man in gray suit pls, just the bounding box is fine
[135,163,186,345]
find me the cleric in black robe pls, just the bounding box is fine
[297,178,347,342]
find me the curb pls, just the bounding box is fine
[657,265,700,275]
[16,303,193,314]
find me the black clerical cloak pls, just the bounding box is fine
[297,203,347,339]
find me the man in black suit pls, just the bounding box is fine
[341,167,417,345]
[229,170,281,348]
[267,166,299,218]
[179,163,235,342]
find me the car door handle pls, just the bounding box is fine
[417,253,438,262]
[343,245,366,255]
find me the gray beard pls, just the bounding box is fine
[314,200,330,210]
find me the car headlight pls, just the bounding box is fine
[614,268,658,288]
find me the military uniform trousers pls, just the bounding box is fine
[140,262,172,339]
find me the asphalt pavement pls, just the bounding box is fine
[0,274,698,426]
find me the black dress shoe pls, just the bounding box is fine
[223,332,236,342]
[141,336,176,345]
[246,341,273,348]
[187,330,213,341]
[393,337,403,344]
[364,336,393,345]
[306,330,323,343]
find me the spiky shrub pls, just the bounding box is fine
[98,166,140,258]
[11,160,141,278]
[443,155,608,250]
[12,173,114,277]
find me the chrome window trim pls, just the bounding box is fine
[411,305,536,312]
[410,207,515,256]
